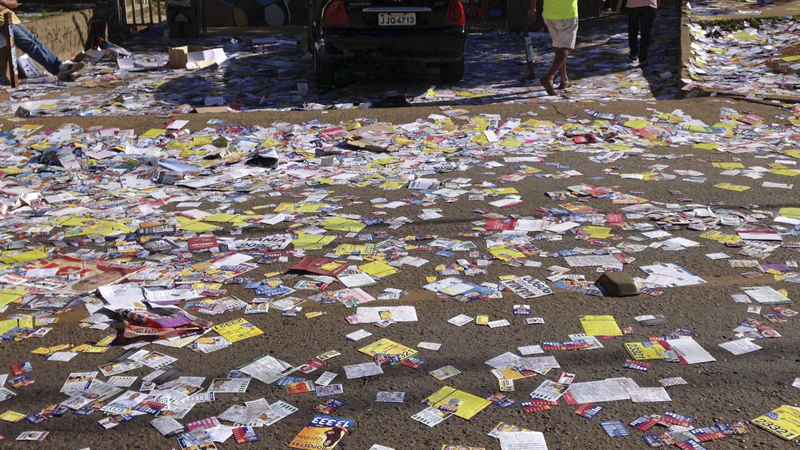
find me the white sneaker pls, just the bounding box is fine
[57,62,85,81]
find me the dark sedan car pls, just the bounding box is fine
[307,0,467,85]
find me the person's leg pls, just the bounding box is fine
[546,48,569,80]
[11,24,62,75]
[556,48,571,88]
[523,2,536,80]
[627,7,641,60]
[557,19,576,88]
[541,18,576,93]
[638,7,655,63]
[548,49,568,79]
[540,48,567,94]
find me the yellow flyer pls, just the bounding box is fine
[359,338,417,362]
[321,217,366,233]
[275,202,330,213]
[580,315,623,336]
[359,261,397,278]
[288,415,354,450]
[334,244,376,256]
[212,318,263,343]
[583,226,611,239]
[293,234,336,250]
[489,246,526,261]
[0,410,27,422]
[423,386,491,420]
[751,405,800,440]
[711,162,744,169]
[0,289,26,308]
[714,182,750,191]
[624,342,666,360]
[493,367,539,381]
[779,208,800,220]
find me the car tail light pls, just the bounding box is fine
[322,0,350,27]
[443,0,465,27]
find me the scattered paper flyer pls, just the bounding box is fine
[411,407,450,427]
[288,415,354,450]
[666,337,716,365]
[498,431,548,450]
[343,362,384,379]
[530,380,569,402]
[208,378,250,394]
[719,338,762,355]
[60,372,97,394]
[423,386,491,419]
[355,306,418,323]
[448,314,474,326]
[430,365,461,381]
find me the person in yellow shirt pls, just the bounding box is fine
[0,0,84,81]
[527,0,578,95]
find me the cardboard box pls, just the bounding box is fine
[168,45,205,69]
[187,48,227,69]
[168,46,228,70]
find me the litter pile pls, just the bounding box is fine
[0,102,799,449]
[684,19,800,99]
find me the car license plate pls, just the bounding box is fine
[378,12,416,26]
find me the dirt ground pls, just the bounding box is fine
[0,97,784,135]
[1,95,799,450]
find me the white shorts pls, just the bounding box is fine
[544,17,579,50]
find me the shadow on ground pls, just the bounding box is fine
[146,11,680,111]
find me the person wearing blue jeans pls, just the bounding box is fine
[0,0,84,81]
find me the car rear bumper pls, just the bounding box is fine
[316,27,466,63]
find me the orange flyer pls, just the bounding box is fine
[288,415,354,450]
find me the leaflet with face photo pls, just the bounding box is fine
[208,378,250,394]
[355,306,417,323]
[411,407,450,427]
[100,390,150,415]
[60,372,98,395]
[260,400,298,426]
[99,360,143,377]
[61,381,123,410]
[239,398,278,426]
[529,380,569,402]
[129,350,178,370]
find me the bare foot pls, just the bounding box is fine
[558,80,572,89]
[539,76,556,95]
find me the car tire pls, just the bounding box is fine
[440,58,465,83]
[314,55,336,87]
